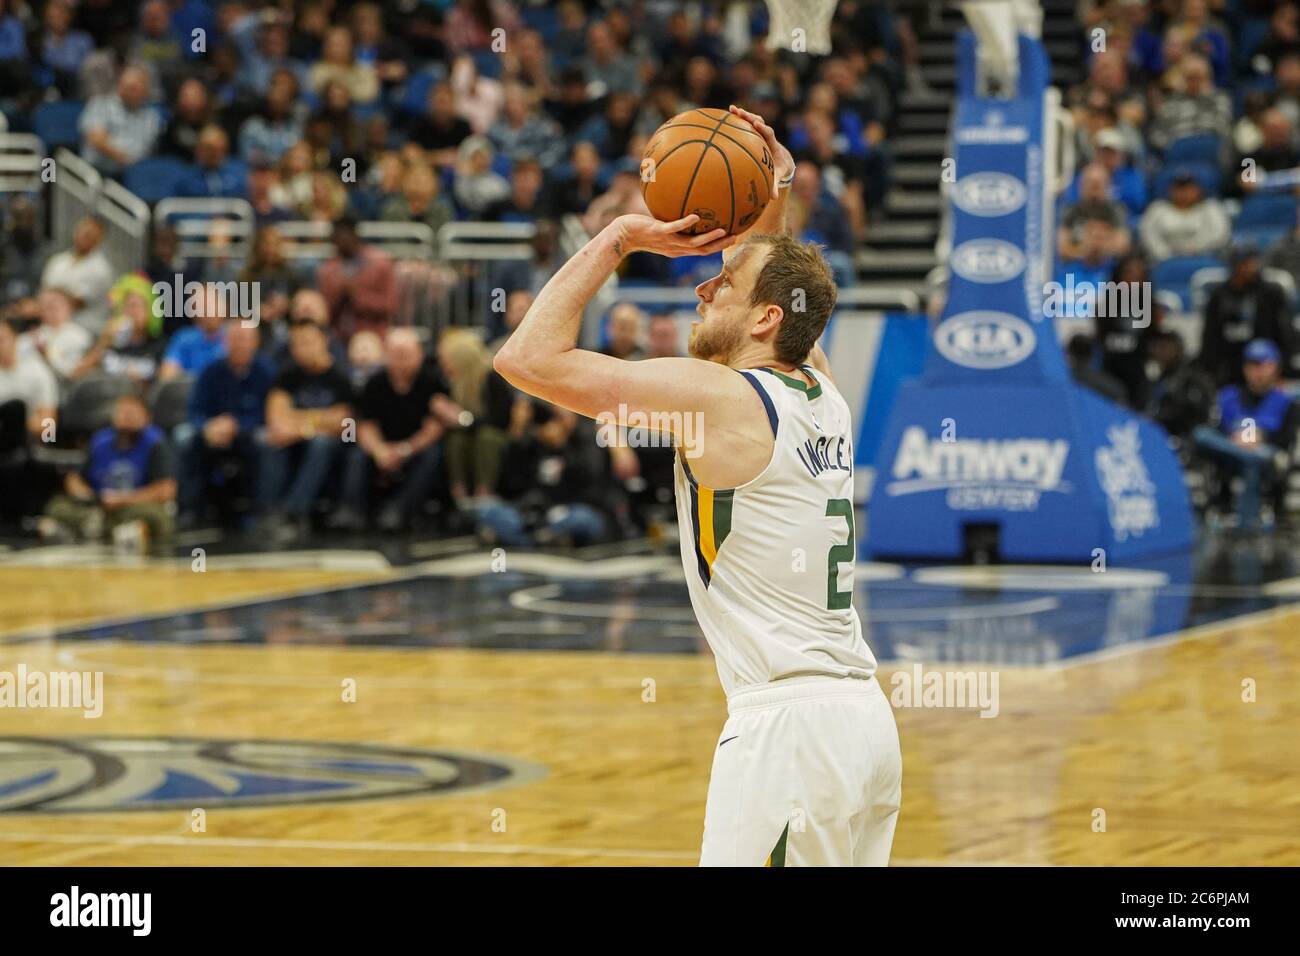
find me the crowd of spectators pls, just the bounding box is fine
[1052,0,1300,526]
[0,0,910,548]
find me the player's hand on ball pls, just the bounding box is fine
[612,214,735,258]
[728,104,795,189]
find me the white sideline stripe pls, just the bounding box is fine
[1262,575,1300,597]
[0,832,1039,866]
[1044,602,1300,671]
[0,831,698,861]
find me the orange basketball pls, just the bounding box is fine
[640,108,775,236]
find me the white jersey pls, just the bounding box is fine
[674,365,878,697]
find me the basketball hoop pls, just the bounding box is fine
[764,0,838,56]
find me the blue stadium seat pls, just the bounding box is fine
[1237,191,1298,230]
[472,48,504,79]
[124,156,196,203]
[520,5,561,41]
[1152,161,1220,199]
[32,100,84,150]
[1233,225,1289,251]
[1164,133,1221,167]
[397,66,445,116]
[1152,254,1225,311]
[1232,194,1298,251]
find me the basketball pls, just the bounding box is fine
[640,108,776,236]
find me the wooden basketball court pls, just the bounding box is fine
[2,541,1298,866]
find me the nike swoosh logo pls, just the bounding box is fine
[718,736,739,748]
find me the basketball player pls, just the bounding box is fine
[494,106,901,867]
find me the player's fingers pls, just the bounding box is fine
[660,213,701,233]
[729,104,772,137]
[688,228,729,248]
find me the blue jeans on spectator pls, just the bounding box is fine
[1192,425,1280,528]
[477,501,607,546]
[177,425,261,517]
[259,436,342,516]
[339,442,441,522]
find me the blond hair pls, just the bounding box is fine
[439,328,492,418]
[745,233,838,365]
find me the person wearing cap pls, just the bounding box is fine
[452,135,510,215]
[1201,242,1292,386]
[1192,338,1298,528]
[1138,166,1230,260]
[1089,127,1148,218]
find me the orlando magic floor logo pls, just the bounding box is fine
[0,738,545,812]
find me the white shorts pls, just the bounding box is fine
[699,675,902,867]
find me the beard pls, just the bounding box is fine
[687,317,745,364]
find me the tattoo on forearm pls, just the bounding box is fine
[613,239,623,259]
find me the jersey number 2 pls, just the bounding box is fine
[825,498,854,610]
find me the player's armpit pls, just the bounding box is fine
[497,350,775,487]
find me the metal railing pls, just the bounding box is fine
[0,133,44,193]
[436,221,537,333]
[602,285,924,313]
[51,147,149,275]
[154,197,256,263]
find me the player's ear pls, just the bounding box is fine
[751,303,783,337]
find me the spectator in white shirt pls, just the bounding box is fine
[79,64,161,176]
[22,288,93,380]
[40,216,115,334]
[0,319,59,442]
[1138,169,1231,261]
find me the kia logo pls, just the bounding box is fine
[952,173,1027,216]
[934,311,1036,369]
[950,239,1026,283]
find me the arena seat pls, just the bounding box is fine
[32,100,84,150]
[125,156,196,204]
[1153,254,1225,311]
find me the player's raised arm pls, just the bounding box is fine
[493,213,736,420]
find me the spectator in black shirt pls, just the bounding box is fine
[1094,254,1156,408]
[1067,334,1129,404]
[1200,243,1295,385]
[331,328,456,532]
[158,79,215,161]
[258,321,354,540]
[1146,329,1217,441]
[544,66,598,138]
[478,403,616,546]
[408,83,473,172]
